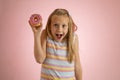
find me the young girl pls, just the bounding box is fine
[29,8,82,80]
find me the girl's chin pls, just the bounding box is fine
[54,37,63,42]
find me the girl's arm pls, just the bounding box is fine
[34,29,47,64]
[29,20,46,64]
[74,34,82,80]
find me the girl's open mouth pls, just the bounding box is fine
[56,34,63,39]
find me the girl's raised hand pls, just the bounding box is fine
[28,14,43,36]
[29,20,42,34]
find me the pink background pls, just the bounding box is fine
[0,0,120,80]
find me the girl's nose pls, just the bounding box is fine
[58,26,62,31]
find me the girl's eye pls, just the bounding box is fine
[62,24,66,28]
[54,24,59,27]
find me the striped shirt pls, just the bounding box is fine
[40,37,75,80]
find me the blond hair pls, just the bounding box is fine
[45,8,77,63]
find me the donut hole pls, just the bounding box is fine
[34,17,38,22]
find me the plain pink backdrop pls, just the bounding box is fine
[0,0,120,80]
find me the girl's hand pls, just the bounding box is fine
[28,20,42,36]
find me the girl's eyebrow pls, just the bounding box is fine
[53,22,58,24]
[53,23,58,25]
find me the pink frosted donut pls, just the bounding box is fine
[29,14,42,27]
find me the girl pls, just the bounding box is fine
[29,8,82,80]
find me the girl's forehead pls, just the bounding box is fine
[51,15,69,22]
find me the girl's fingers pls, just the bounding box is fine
[29,20,37,32]
[28,20,42,34]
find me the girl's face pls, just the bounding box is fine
[50,15,69,42]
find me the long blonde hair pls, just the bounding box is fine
[45,8,77,63]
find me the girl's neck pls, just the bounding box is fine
[53,38,67,43]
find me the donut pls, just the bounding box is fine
[29,14,42,27]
